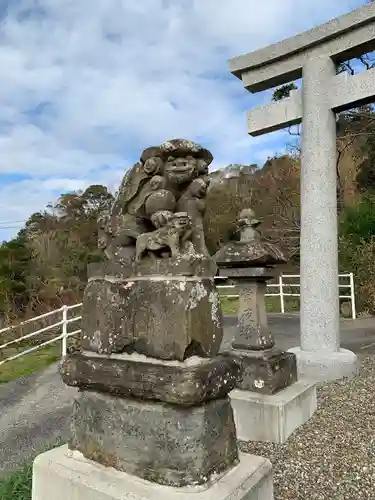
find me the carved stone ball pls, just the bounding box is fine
[238,208,261,229]
[239,208,256,219]
[196,158,209,175]
[150,210,174,228]
[189,178,207,198]
[149,175,164,191]
[145,189,176,217]
[143,156,164,176]
[140,146,162,164]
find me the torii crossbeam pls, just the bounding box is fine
[229,2,375,382]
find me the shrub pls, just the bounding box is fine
[339,196,375,247]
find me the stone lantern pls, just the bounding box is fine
[215,208,297,393]
[215,209,317,443]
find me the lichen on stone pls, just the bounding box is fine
[187,281,208,310]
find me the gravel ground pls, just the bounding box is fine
[240,356,375,500]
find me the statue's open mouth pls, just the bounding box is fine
[165,166,193,173]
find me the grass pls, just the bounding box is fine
[0,440,64,500]
[0,343,61,384]
[220,295,300,316]
[0,462,33,500]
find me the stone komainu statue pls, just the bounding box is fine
[99,139,213,263]
[70,139,214,354]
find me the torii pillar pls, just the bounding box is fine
[229,2,375,382]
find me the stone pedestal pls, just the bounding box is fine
[70,391,237,486]
[288,347,358,384]
[226,344,315,444]
[61,309,240,487]
[81,263,222,361]
[230,380,317,443]
[60,352,240,406]
[33,141,276,499]
[32,446,274,500]
[59,352,241,486]
[230,348,297,395]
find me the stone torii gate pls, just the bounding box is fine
[229,2,375,382]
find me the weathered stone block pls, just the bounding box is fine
[227,349,297,395]
[288,347,358,384]
[81,277,223,361]
[32,445,274,500]
[230,380,317,443]
[88,256,217,280]
[217,267,275,279]
[234,280,275,351]
[69,391,238,487]
[60,353,241,406]
[32,446,274,500]
[80,279,129,354]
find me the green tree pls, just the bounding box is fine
[271,83,298,102]
[0,184,115,318]
[339,196,375,313]
[339,196,375,246]
[356,124,375,193]
[0,234,32,320]
[27,184,114,309]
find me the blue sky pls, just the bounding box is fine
[0,0,367,241]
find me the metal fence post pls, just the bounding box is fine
[349,273,357,320]
[279,275,285,314]
[62,305,68,356]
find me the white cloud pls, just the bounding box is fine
[0,0,365,239]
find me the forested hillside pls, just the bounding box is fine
[0,185,114,325]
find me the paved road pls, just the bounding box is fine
[223,314,375,358]
[1,314,374,477]
[0,364,77,478]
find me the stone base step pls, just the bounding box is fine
[32,445,274,500]
[230,379,317,443]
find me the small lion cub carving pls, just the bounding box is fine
[135,212,193,261]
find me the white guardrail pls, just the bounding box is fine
[0,273,356,367]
